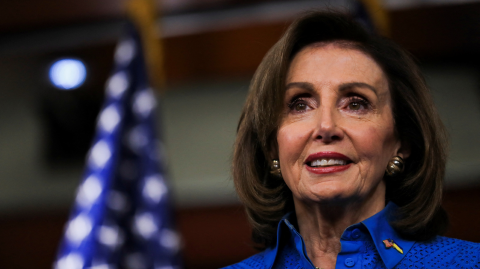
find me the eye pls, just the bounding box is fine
[345,96,369,112]
[287,97,309,113]
[294,102,307,111]
[348,101,362,110]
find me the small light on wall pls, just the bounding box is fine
[49,59,87,90]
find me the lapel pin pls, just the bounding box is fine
[382,239,403,254]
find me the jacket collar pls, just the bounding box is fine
[263,211,316,269]
[361,203,415,269]
[262,202,415,269]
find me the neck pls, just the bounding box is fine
[294,193,386,269]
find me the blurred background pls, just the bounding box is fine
[0,0,480,268]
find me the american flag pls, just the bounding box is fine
[54,22,182,269]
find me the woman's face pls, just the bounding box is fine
[277,43,403,207]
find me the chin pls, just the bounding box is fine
[302,183,357,204]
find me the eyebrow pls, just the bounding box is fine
[339,82,378,95]
[285,81,378,95]
[285,82,315,92]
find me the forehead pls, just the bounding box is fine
[287,43,388,93]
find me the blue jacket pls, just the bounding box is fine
[223,203,480,269]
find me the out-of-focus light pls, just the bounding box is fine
[49,59,86,90]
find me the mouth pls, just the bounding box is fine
[307,158,351,167]
[304,152,352,173]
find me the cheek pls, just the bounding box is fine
[277,123,312,162]
[352,123,397,161]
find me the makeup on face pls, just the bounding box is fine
[277,43,399,206]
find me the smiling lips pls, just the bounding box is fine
[305,152,352,174]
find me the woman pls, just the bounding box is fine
[224,11,480,269]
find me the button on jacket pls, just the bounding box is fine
[223,203,480,269]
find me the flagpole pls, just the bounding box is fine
[126,0,165,91]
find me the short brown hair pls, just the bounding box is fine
[233,11,448,249]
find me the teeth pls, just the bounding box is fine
[310,159,347,167]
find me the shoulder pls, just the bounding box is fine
[411,236,480,254]
[221,251,269,269]
[396,236,480,269]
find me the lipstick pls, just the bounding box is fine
[304,152,352,174]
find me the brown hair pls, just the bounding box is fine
[233,11,448,249]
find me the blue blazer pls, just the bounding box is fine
[223,203,480,269]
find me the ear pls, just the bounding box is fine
[395,139,411,160]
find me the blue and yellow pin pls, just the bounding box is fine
[382,239,403,254]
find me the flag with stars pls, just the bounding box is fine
[54,22,182,269]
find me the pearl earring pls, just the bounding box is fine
[270,159,282,177]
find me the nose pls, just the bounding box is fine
[313,106,344,143]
